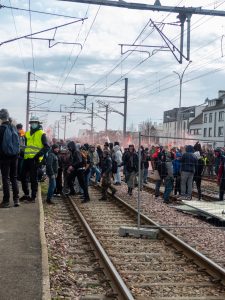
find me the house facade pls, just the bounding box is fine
[200,91,225,147]
[162,106,197,145]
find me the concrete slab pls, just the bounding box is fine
[0,185,49,300]
[182,200,225,222]
[119,226,159,239]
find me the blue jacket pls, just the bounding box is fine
[172,159,181,176]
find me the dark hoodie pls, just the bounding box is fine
[67,141,83,170]
[181,145,197,173]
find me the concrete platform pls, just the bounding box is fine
[181,199,225,222]
[0,186,50,300]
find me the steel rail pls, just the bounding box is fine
[68,196,135,300]
[92,184,225,285]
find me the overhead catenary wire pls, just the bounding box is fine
[1,3,82,19]
[86,0,186,95]
[87,0,225,102]
[14,0,225,130]
[8,0,27,70]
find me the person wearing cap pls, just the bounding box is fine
[46,144,59,204]
[20,116,50,202]
[0,109,20,208]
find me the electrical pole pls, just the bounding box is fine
[91,103,94,143]
[123,78,128,140]
[58,121,60,140]
[64,116,67,140]
[105,104,108,134]
[173,61,192,138]
[26,71,31,131]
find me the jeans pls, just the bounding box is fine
[143,167,148,182]
[47,176,56,200]
[155,179,162,197]
[174,175,181,195]
[163,177,174,202]
[181,171,194,197]
[0,158,19,203]
[193,176,202,200]
[88,166,101,184]
[114,166,121,183]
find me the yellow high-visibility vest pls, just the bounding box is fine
[24,130,44,161]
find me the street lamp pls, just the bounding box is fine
[173,60,192,138]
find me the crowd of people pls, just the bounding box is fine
[0,108,225,208]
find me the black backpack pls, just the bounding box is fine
[1,124,20,156]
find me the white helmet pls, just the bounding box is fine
[29,116,40,123]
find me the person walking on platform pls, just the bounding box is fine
[99,150,116,201]
[0,109,20,208]
[46,144,59,204]
[20,116,49,203]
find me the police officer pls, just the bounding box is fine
[20,116,49,202]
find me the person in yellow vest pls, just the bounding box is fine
[20,116,49,202]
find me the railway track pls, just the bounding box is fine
[44,198,118,299]
[45,185,225,299]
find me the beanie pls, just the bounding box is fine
[0,108,9,120]
[52,144,59,150]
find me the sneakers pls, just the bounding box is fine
[81,198,90,203]
[99,197,107,201]
[19,195,30,202]
[14,199,20,207]
[111,190,116,197]
[46,198,55,205]
[0,202,10,208]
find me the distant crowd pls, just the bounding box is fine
[0,107,225,208]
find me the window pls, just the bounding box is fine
[209,113,212,123]
[203,128,207,137]
[208,128,212,137]
[218,127,224,137]
[204,114,207,123]
[219,111,224,121]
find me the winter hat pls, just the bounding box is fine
[194,151,201,159]
[52,144,59,150]
[176,152,182,158]
[186,145,194,153]
[16,123,23,130]
[0,108,9,120]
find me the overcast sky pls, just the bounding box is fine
[1,0,225,139]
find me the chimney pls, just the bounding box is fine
[218,90,225,98]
